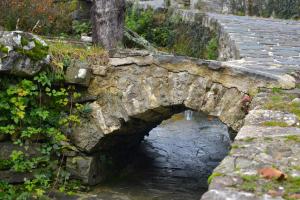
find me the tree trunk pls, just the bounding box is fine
[91,0,125,50]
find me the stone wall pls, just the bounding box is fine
[193,0,300,19]
[223,0,300,19]
[174,10,240,61]
[127,0,300,19]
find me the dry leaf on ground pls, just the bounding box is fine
[258,167,287,180]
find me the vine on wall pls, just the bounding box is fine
[0,71,85,199]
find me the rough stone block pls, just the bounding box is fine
[66,155,104,185]
[0,170,34,184]
[70,117,105,153]
[65,61,92,87]
[0,142,41,160]
[91,65,108,76]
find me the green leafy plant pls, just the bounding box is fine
[72,20,92,37]
[0,0,75,35]
[204,37,218,60]
[125,6,219,59]
[0,70,85,198]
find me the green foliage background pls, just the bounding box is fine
[125,6,218,59]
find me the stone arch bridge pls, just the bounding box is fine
[1,9,299,200]
[66,11,300,199]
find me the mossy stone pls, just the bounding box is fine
[16,38,49,61]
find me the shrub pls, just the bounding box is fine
[125,5,218,59]
[0,70,84,198]
[72,20,92,37]
[0,0,76,35]
[204,37,219,60]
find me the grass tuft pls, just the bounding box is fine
[262,121,289,127]
[207,172,223,184]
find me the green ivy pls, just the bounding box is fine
[0,70,84,199]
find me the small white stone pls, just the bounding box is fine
[76,68,87,79]
[81,36,92,43]
[278,186,284,191]
[292,98,300,104]
[45,55,51,64]
[6,46,12,53]
[13,34,21,45]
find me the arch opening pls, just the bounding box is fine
[88,108,232,200]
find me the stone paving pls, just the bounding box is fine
[177,10,300,89]
[202,92,300,200]
[211,13,300,74]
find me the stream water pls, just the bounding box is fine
[90,111,231,200]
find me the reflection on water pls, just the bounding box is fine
[184,110,193,121]
[91,111,231,200]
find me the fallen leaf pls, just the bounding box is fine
[258,167,287,180]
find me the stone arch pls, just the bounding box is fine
[70,61,247,154]
[67,55,250,184]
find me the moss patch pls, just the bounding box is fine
[17,38,49,61]
[263,93,300,120]
[237,174,300,199]
[241,137,255,142]
[262,121,289,127]
[207,172,223,184]
[284,135,300,143]
[240,175,259,192]
[0,44,9,54]
[263,137,273,141]
[231,144,240,149]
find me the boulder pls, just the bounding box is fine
[0,31,50,77]
[69,117,104,153]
